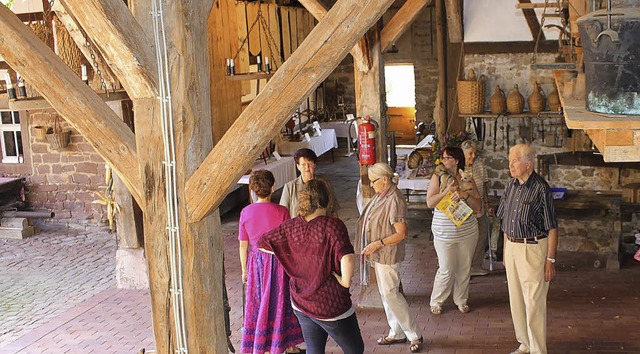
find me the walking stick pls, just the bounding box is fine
[487,215,494,271]
[242,282,246,321]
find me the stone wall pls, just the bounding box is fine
[465,52,640,254]
[323,6,438,124]
[465,52,640,191]
[25,110,108,228]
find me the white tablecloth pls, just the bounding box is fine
[397,169,431,191]
[237,156,296,191]
[279,129,338,157]
[320,121,356,139]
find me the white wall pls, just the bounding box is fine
[464,0,562,42]
[2,0,43,13]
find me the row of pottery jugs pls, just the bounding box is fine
[492,83,562,114]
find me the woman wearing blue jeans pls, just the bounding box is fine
[258,179,364,354]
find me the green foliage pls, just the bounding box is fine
[427,130,473,167]
[1,0,15,9]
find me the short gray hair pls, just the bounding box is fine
[510,144,536,163]
[460,139,478,151]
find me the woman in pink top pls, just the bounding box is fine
[238,170,303,354]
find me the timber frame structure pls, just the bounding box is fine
[3,0,637,351]
[0,0,443,351]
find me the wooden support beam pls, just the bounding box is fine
[433,0,446,140]
[444,0,462,43]
[298,0,371,72]
[518,0,544,41]
[355,26,385,200]
[52,1,119,88]
[130,0,226,351]
[381,0,432,52]
[0,4,142,205]
[7,90,129,111]
[186,0,395,222]
[60,0,158,98]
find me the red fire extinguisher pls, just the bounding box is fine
[358,115,377,165]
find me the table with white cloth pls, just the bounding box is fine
[238,156,296,202]
[319,121,356,139]
[397,169,431,208]
[397,169,433,238]
[397,169,430,191]
[278,129,338,161]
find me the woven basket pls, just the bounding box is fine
[489,86,507,114]
[46,131,71,150]
[32,126,48,142]
[527,81,546,113]
[407,150,424,169]
[507,84,525,114]
[457,69,486,114]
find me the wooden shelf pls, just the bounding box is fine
[226,72,274,81]
[554,71,640,130]
[459,112,564,119]
[553,71,640,162]
[6,90,129,111]
[560,94,640,130]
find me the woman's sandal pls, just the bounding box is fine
[377,336,407,345]
[458,304,470,314]
[430,305,442,315]
[410,336,424,353]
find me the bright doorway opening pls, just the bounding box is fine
[385,65,416,145]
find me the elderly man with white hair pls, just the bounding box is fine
[497,144,558,354]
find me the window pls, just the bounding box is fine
[0,110,24,164]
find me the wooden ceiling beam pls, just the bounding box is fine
[298,0,371,72]
[0,4,142,205]
[381,0,432,52]
[59,0,158,98]
[518,0,545,41]
[185,0,395,222]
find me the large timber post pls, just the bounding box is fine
[354,23,386,308]
[130,1,226,352]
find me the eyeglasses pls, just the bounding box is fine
[442,156,455,161]
[369,177,381,185]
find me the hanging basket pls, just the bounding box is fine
[46,131,71,150]
[45,115,71,150]
[457,69,486,114]
[32,126,49,142]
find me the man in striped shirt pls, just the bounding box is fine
[497,144,558,354]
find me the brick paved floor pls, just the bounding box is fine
[2,150,640,353]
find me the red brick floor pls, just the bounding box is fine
[2,152,640,353]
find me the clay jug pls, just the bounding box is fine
[527,81,546,113]
[490,85,507,114]
[507,84,525,114]
[548,84,561,112]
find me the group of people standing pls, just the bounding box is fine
[237,142,558,354]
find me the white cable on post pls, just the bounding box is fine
[150,1,189,352]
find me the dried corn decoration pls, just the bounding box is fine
[93,164,120,232]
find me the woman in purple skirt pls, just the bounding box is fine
[239,170,304,354]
